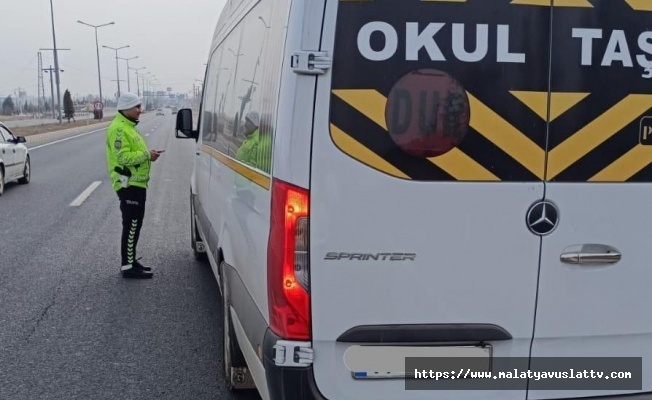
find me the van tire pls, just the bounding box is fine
[190,196,207,261]
[0,166,4,196]
[220,261,254,390]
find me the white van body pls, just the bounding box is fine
[177,0,652,399]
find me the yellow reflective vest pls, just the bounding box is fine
[106,112,151,191]
[235,129,272,173]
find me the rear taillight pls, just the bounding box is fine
[268,179,311,340]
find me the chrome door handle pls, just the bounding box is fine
[560,244,621,265]
[560,252,621,265]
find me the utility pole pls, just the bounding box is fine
[37,52,45,117]
[40,47,70,120]
[42,66,62,119]
[103,45,130,99]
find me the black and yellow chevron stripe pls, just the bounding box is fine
[331,0,652,182]
[330,90,652,182]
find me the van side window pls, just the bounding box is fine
[202,48,223,145]
[231,7,270,173]
[202,2,275,175]
[212,26,243,156]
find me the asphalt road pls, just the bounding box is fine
[0,113,261,400]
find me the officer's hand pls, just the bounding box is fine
[150,150,161,162]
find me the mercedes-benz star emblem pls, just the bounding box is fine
[526,201,559,236]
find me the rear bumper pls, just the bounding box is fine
[262,329,651,400]
[263,329,327,400]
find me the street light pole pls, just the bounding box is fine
[194,79,204,105]
[103,45,129,99]
[77,20,114,106]
[118,56,138,92]
[48,0,63,123]
[144,73,154,109]
[142,72,149,102]
[132,67,146,97]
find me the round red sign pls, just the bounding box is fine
[385,69,470,158]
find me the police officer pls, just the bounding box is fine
[235,111,272,173]
[106,93,163,279]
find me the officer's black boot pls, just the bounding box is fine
[133,258,152,272]
[121,264,153,279]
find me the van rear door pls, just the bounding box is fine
[530,2,652,398]
[309,1,551,398]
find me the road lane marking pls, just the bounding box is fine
[70,181,102,207]
[29,115,156,150]
[30,128,105,150]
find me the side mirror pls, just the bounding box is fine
[176,109,197,140]
[16,136,26,143]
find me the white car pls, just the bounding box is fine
[0,122,30,196]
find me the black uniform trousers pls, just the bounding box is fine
[117,186,147,266]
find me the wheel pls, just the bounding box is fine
[0,167,4,196]
[190,198,208,261]
[220,261,254,390]
[18,156,30,184]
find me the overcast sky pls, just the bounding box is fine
[0,0,226,101]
